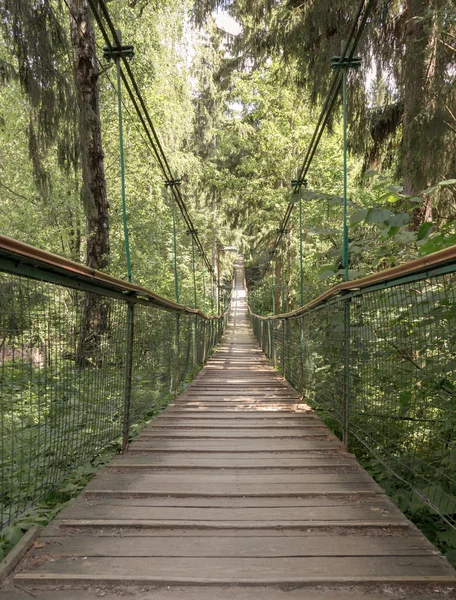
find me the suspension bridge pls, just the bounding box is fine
[1,245,456,598]
[1,0,456,596]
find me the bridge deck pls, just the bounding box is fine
[3,263,456,599]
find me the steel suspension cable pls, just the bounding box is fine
[86,0,217,284]
[270,0,375,262]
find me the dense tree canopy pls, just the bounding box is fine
[0,0,455,309]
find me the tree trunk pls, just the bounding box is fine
[402,0,432,228]
[68,0,109,268]
[68,0,110,367]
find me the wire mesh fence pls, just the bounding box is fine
[250,265,456,530]
[0,247,228,532]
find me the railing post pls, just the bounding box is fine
[343,298,351,451]
[202,320,207,364]
[269,322,275,364]
[192,317,197,368]
[122,302,135,452]
[173,313,180,399]
[299,319,304,398]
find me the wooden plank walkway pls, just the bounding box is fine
[3,261,456,599]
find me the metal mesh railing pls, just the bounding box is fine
[250,251,456,530]
[0,237,228,531]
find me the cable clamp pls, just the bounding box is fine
[103,45,135,61]
[291,178,308,188]
[165,178,182,187]
[331,56,361,70]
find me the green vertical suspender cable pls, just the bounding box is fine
[187,229,198,308]
[291,178,307,306]
[331,53,361,449]
[103,34,134,282]
[343,69,349,282]
[299,191,303,306]
[202,262,206,313]
[271,261,275,315]
[165,179,181,304]
[281,233,285,313]
[172,197,179,303]
[267,0,374,279]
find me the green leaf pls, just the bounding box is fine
[394,231,416,243]
[417,222,434,241]
[366,207,393,224]
[438,179,456,187]
[387,226,400,238]
[4,526,23,546]
[350,209,368,225]
[445,550,456,567]
[385,213,409,227]
[386,184,403,194]
[399,391,411,407]
[318,265,336,280]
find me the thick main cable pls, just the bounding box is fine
[270,0,375,261]
[87,0,216,282]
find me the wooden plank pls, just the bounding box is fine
[127,439,342,451]
[29,535,433,557]
[177,397,302,402]
[135,429,331,439]
[84,486,380,498]
[165,405,304,411]
[156,411,315,418]
[2,587,445,600]
[144,423,325,429]
[59,504,405,523]
[14,556,456,584]
[109,455,354,468]
[151,417,321,425]
[67,495,380,508]
[164,407,306,412]
[87,471,374,485]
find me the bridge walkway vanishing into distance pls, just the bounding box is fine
[3,261,456,599]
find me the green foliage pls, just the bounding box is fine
[0,440,120,560]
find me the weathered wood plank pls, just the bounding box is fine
[151,415,318,421]
[29,535,433,557]
[136,429,331,439]
[14,556,456,584]
[3,587,447,600]
[108,454,354,468]
[127,440,342,452]
[87,471,373,484]
[164,407,308,412]
[150,417,321,426]
[61,504,403,524]
[67,495,382,509]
